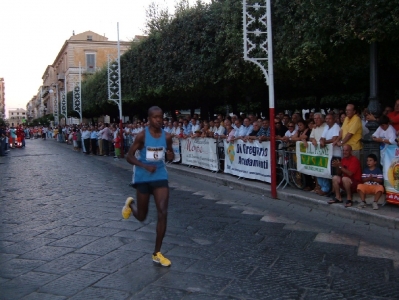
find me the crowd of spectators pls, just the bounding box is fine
[2,99,399,210]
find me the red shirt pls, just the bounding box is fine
[114,136,121,149]
[341,155,362,182]
[387,111,399,131]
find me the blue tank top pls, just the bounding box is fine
[132,127,168,183]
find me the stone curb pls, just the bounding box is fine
[165,163,399,229]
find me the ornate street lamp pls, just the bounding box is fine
[243,0,277,198]
[107,22,124,158]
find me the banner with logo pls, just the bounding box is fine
[180,138,218,171]
[296,142,333,179]
[223,140,271,183]
[172,137,181,162]
[383,145,399,205]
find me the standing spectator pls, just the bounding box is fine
[114,134,121,160]
[258,119,270,141]
[281,122,297,144]
[371,114,396,162]
[387,99,399,135]
[328,145,362,207]
[90,126,98,155]
[320,113,342,179]
[0,125,7,156]
[99,123,111,156]
[336,104,363,159]
[291,120,314,191]
[82,126,91,154]
[309,113,329,195]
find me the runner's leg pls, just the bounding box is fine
[130,188,150,222]
[152,186,169,253]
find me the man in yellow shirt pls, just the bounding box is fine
[335,104,363,159]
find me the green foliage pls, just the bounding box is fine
[78,0,399,118]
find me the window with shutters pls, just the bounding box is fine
[86,53,96,73]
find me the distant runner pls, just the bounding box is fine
[124,106,174,267]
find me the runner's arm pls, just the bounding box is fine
[126,131,155,172]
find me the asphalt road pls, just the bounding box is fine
[0,139,398,299]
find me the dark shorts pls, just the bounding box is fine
[132,180,168,194]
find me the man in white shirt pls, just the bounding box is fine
[190,118,200,136]
[320,113,341,196]
[372,114,396,162]
[309,113,329,195]
[212,120,225,136]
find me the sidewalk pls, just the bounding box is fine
[165,163,399,229]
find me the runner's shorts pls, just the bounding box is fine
[132,180,168,194]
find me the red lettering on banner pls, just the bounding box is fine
[186,139,205,154]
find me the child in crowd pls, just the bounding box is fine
[114,134,121,160]
[356,154,384,210]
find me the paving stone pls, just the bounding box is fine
[0,252,18,263]
[75,236,126,255]
[0,258,46,278]
[39,270,106,297]
[21,292,67,300]
[0,271,61,300]
[69,287,130,300]
[94,257,170,292]
[36,225,84,239]
[82,249,145,273]
[99,220,144,231]
[153,271,231,294]
[1,237,56,255]
[20,245,75,261]
[113,230,156,241]
[118,239,174,253]
[35,253,101,275]
[74,226,122,237]
[48,234,100,248]
[132,285,188,299]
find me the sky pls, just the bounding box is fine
[0,0,205,118]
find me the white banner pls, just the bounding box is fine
[172,137,181,162]
[180,138,218,171]
[223,140,271,183]
[295,142,333,178]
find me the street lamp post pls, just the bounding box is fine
[107,22,124,158]
[243,0,277,198]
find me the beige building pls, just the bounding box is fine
[36,30,132,124]
[8,108,26,126]
[0,78,5,119]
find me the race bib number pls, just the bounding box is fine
[146,147,165,161]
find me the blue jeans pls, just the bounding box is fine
[317,177,331,193]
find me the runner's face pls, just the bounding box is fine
[149,110,163,129]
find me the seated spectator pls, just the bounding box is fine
[328,145,362,207]
[357,154,384,210]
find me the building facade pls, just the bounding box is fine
[36,30,131,124]
[8,108,26,126]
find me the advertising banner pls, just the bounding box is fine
[223,140,271,183]
[180,138,218,171]
[383,145,399,205]
[172,137,181,162]
[296,142,333,179]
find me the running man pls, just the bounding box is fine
[125,106,174,267]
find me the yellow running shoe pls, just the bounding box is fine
[152,252,171,267]
[122,197,134,219]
